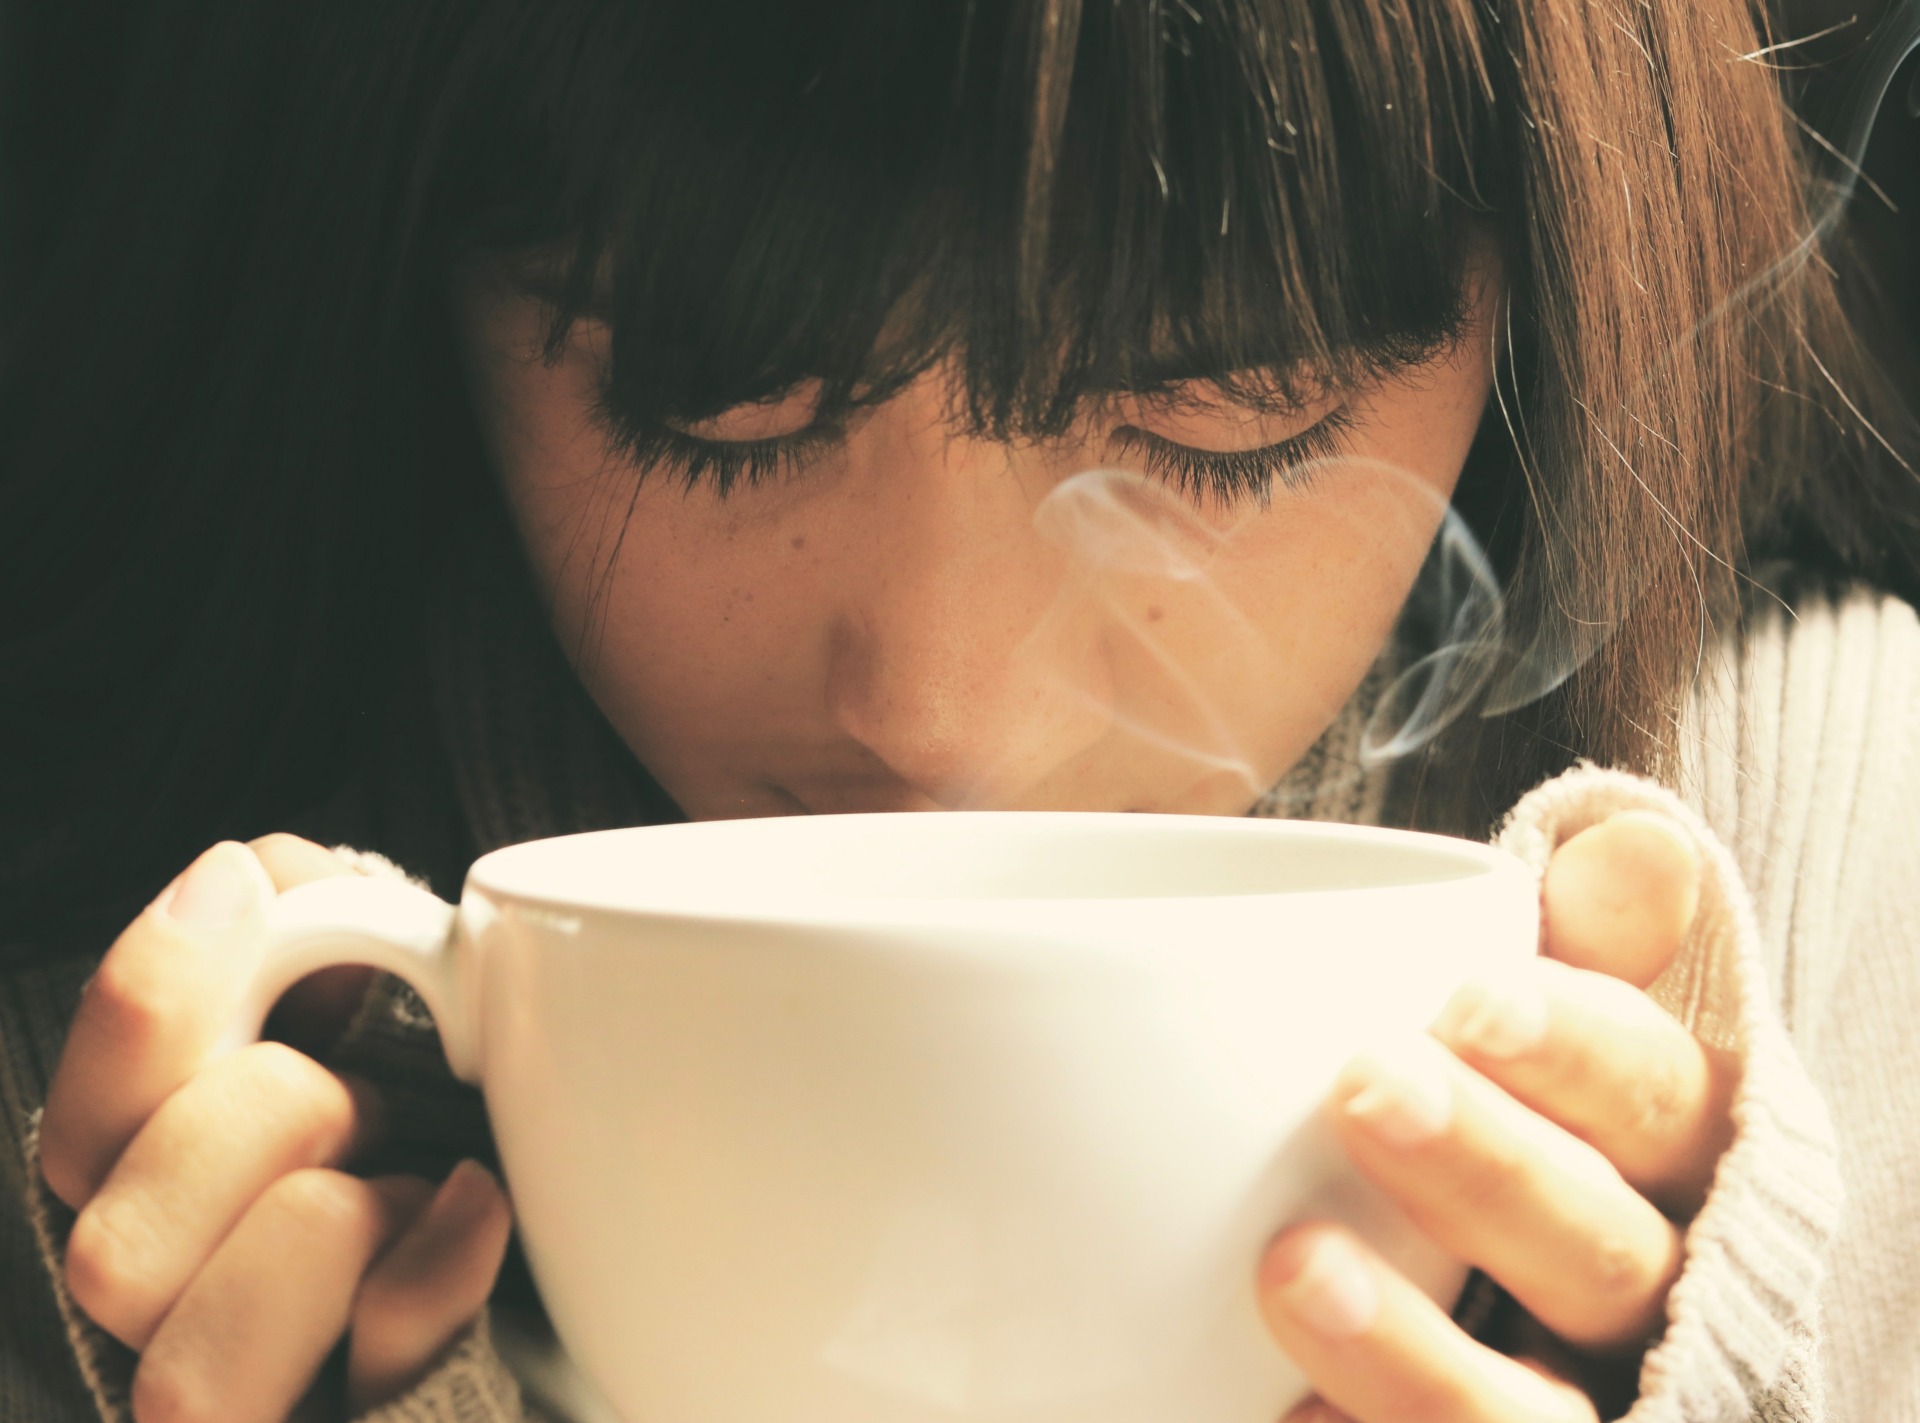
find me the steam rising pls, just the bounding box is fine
[1013,457,1538,812]
[1024,467,1284,800]
[1001,76,1904,814]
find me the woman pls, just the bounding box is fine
[3,1,1917,1420]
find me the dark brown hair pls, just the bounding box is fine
[3,0,1915,940]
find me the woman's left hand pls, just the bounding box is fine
[1259,810,1742,1423]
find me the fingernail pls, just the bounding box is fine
[1341,1040,1454,1147]
[163,844,259,932]
[1270,1233,1379,1341]
[1432,975,1548,1060]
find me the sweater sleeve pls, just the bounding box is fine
[1495,765,1845,1423]
[1679,586,1920,1422]
[20,1123,540,1423]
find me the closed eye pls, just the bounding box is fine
[1108,406,1356,509]
[588,376,1356,508]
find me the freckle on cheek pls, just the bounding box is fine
[1146,606,1165,623]
[790,535,807,551]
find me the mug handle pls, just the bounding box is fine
[215,874,481,1084]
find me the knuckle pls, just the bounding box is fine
[261,1167,376,1240]
[234,1042,354,1151]
[65,1201,160,1345]
[208,1037,364,1167]
[1582,1226,1663,1317]
[1626,1051,1694,1145]
[81,949,180,1054]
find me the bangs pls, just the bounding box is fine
[440,0,1502,436]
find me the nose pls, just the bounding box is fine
[824,422,1112,808]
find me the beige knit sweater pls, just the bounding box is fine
[1,584,1914,1423]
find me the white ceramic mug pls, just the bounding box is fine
[233,812,1538,1423]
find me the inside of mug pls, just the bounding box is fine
[475,814,1498,912]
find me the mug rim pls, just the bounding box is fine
[463,811,1535,927]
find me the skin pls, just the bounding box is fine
[40,839,514,1423]
[456,254,1504,820]
[35,253,1742,1421]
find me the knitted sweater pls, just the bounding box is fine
[1,583,1914,1423]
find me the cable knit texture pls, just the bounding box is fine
[1496,766,1845,1423]
[2,584,1913,1422]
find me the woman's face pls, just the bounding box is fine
[456,253,1502,821]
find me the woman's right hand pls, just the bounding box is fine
[37,837,513,1423]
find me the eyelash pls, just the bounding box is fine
[1107,408,1355,509]
[612,406,1355,508]
[630,422,849,500]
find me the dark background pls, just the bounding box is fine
[0,0,145,320]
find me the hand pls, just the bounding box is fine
[38,837,513,1423]
[1256,810,1739,1423]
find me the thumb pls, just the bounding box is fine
[1541,810,1701,989]
[347,1160,513,1411]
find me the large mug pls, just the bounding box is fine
[228,812,1538,1423]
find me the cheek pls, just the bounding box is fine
[1185,489,1440,710]
[458,352,734,755]
[464,321,629,630]
[587,529,824,702]
[1166,358,1492,750]
[520,480,824,743]
[461,316,775,672]
[456,271,1499,813]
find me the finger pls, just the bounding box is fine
[1258,1222,1597,1423]
[1431,956,1740,1217]
[132,1171,433,1423]
[39,842,276,1208]
[1542,811,1700,988]
[1329,1034,1685,1353]
[63,1042,383,1350]
[1514,1335,1644,1422]
[348,1160,514,1411]
[247,833,355,894]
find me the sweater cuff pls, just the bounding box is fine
[1497,765,1845,1423]
[22,1113,541,1423]
[21,1112,137,1422]
[352,1311,543,1423]
[17,841,535,1423]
